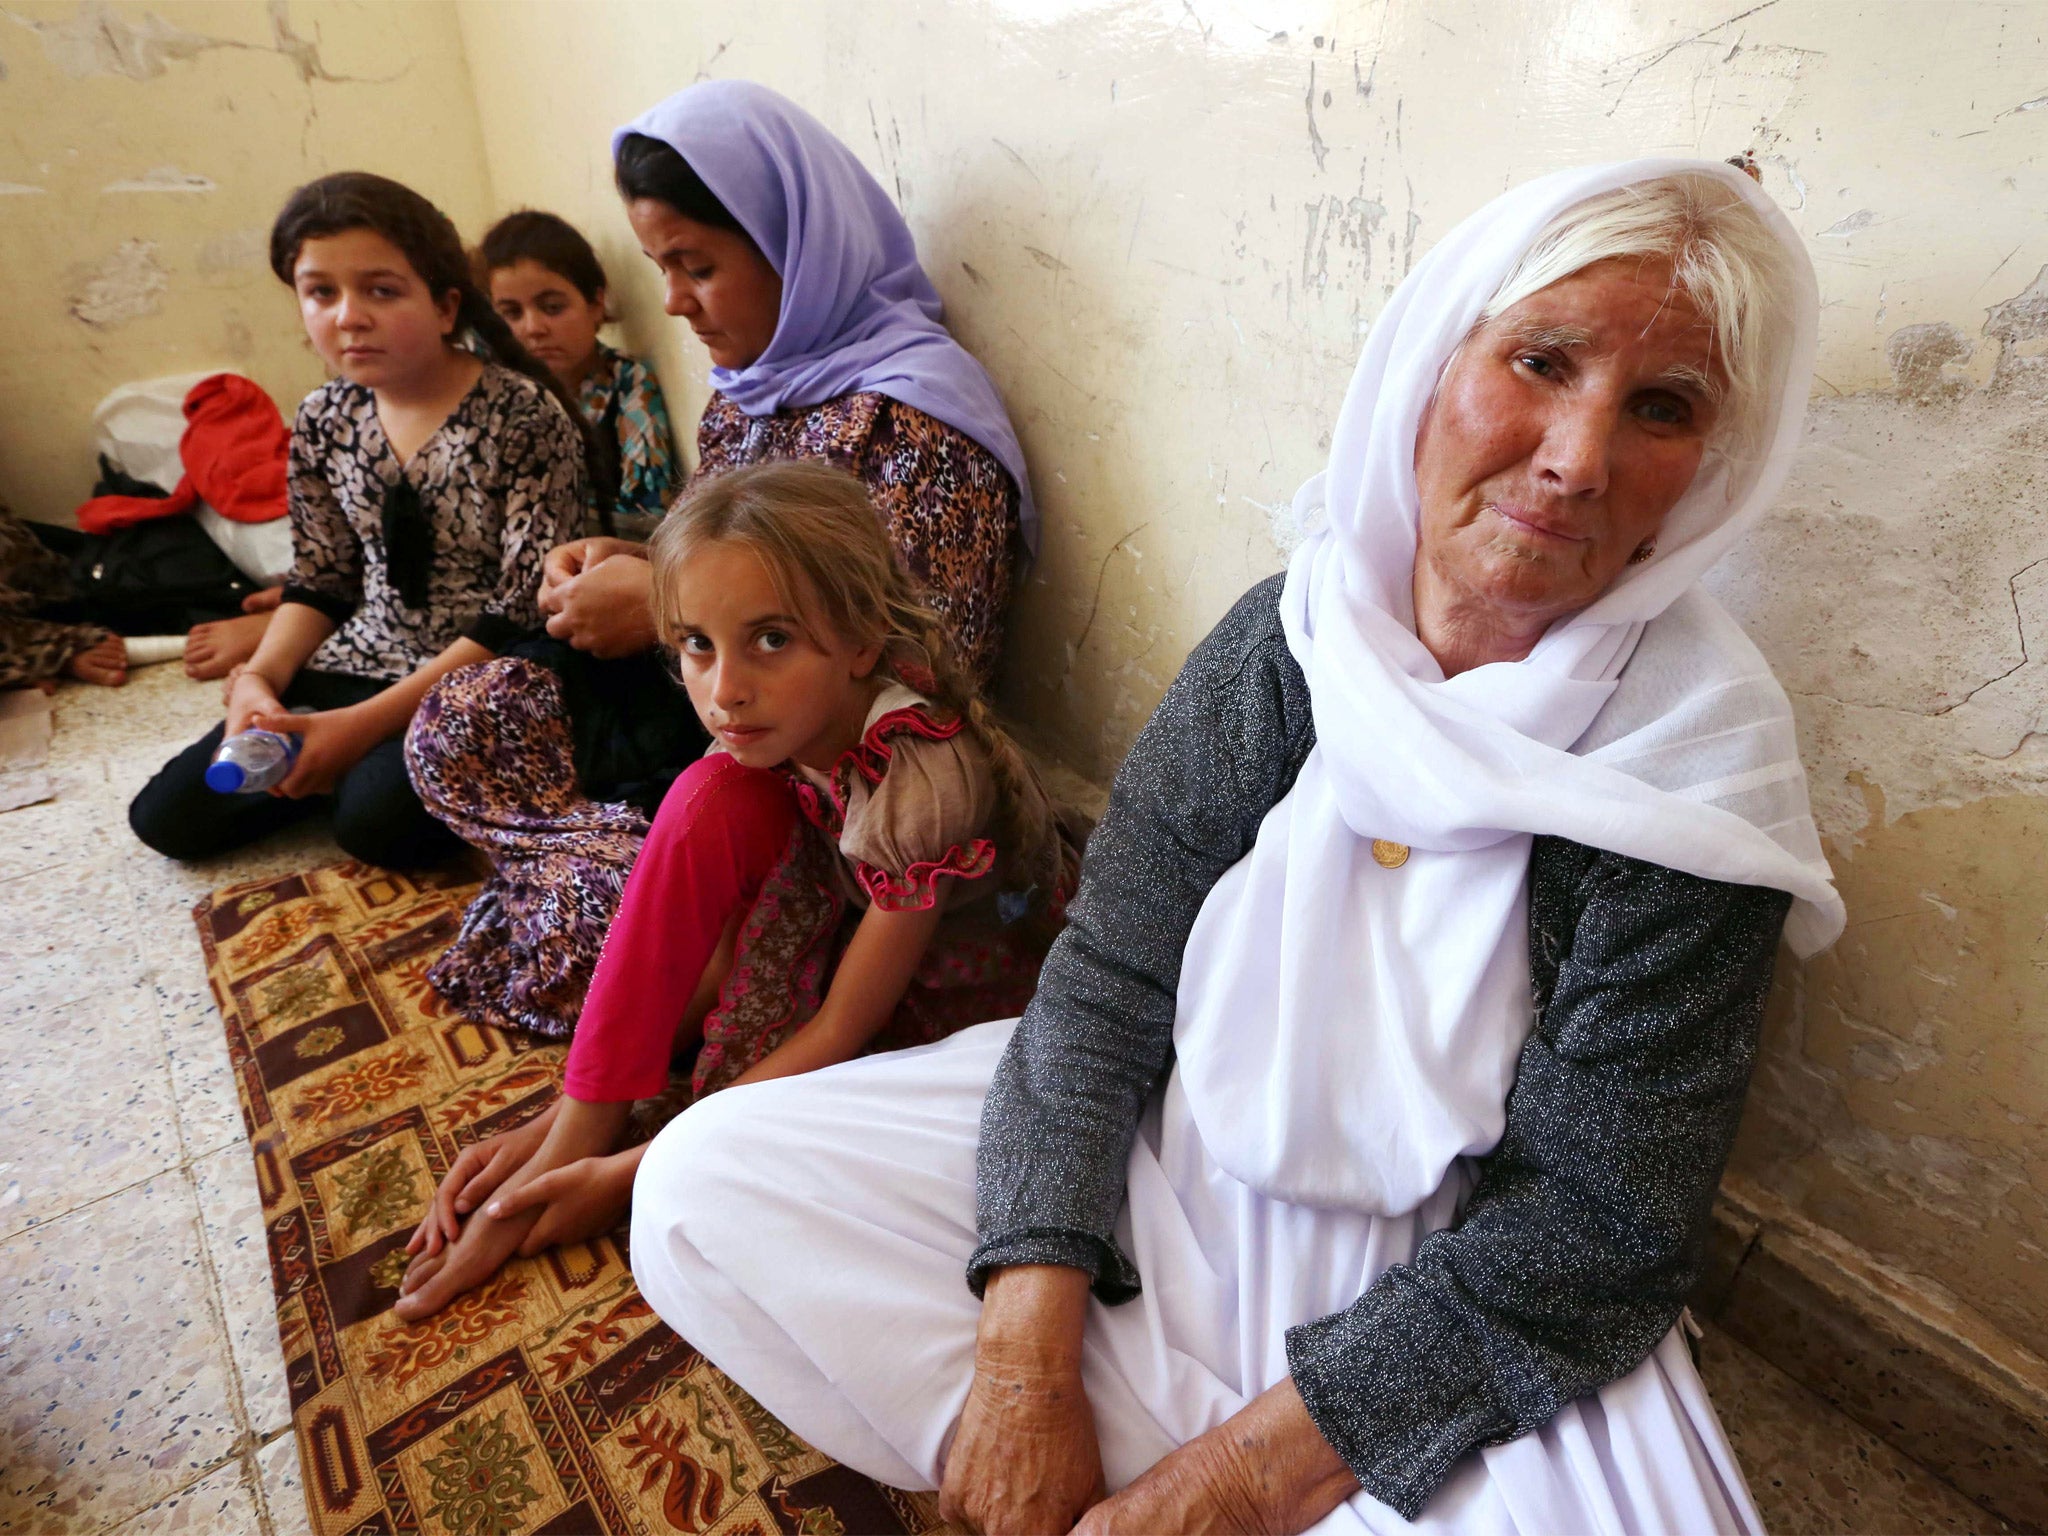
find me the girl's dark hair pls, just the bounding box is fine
[269,172,601,500]
[613,133,754,244]
[478,209,609,302]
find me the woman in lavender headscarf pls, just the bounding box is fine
[405,80,1033,1041]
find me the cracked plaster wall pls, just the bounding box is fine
[453,0,2048,1357]
[10,0,2044,1361]
[0,0,494,521]
[451,0,2048,1355]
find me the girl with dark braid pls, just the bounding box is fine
[128,172,588,866]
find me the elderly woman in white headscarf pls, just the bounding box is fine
[628,160,1844,1533]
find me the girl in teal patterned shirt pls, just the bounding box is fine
[483,210,679,539]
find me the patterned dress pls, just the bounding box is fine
[0,504,110,689]
[405,389,1023,1038]
[692,685,1077,1095]
[283,363,589,680]
[577,341,678,542]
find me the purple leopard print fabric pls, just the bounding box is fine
[404,658,648,1036]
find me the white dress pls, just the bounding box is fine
[631,1017,1762,1535]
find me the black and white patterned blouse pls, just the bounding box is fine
[280,363,587,682]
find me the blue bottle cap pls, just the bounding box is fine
[204,758,247,793]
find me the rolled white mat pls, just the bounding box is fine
[121,634,188,667]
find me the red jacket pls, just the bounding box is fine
[76,373,289,533]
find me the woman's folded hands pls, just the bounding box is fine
[537,537,659,658]
[940,1265,1361,1534]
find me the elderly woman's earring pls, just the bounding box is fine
[1628,540,1657,565]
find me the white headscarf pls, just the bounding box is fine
[1173,159,1845,1216]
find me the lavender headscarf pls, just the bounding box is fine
[614,80,1038,557]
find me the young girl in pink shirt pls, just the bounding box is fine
[396,459,1074,1319]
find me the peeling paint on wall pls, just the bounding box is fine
[6,0,226,80]
[101,165,216,194]
[1,0,487,521]
[67,237,167,327]
[3,0,367,84]
[1705,263,2048,845]
[195,226,269,277]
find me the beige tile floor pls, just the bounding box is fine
[0,665,2007,1535]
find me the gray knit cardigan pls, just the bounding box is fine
[967,574,1790,1520]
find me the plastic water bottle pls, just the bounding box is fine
[205,728,303,794]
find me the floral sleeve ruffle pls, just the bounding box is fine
[854,838,998,912]
[789,692,1001,913]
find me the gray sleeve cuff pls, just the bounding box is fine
[966,1228,1143,1305]
[1284,1269,1511,1522]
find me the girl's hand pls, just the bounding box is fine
[226,668,285,739]
[485,1148,639,1256]
[543,554,659,658]
[250,702,385,798]
[1071,1382,1359,1536]
[407,1101,559,1260]
[538,537,643,616]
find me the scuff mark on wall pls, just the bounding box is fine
[1817,207,1877,236]
[101,165,215,194]
[1304,60,1329,170]
[1733,791,2048,1355]
[0,182,46,195]
[68,238,167,327]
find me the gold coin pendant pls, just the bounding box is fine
[1370,839,1410,869]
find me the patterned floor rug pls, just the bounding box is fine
[198,860,947,1536]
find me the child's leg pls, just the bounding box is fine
[394,753,797,1321]
[330,735,463,869]
[126,669,384,862]
[0,615,123,691]
[565,752,800,1099]
[405,657,652,1035]
[128,718,318,859]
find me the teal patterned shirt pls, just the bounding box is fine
[577,341,678,541]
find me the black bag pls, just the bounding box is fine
[33,515,255,635]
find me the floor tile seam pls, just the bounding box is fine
[0,857,86,889]
[243,1442,283,1536]
[97,1436,270,1536]
[186,1149,266,1447]
[0,1143,208,1247]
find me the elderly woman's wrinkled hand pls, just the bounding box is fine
[939,1265,1103,1534]
[1072,1380,1359,1536]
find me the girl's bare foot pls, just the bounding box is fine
[185,612,272,679]
[65,636,128,687]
